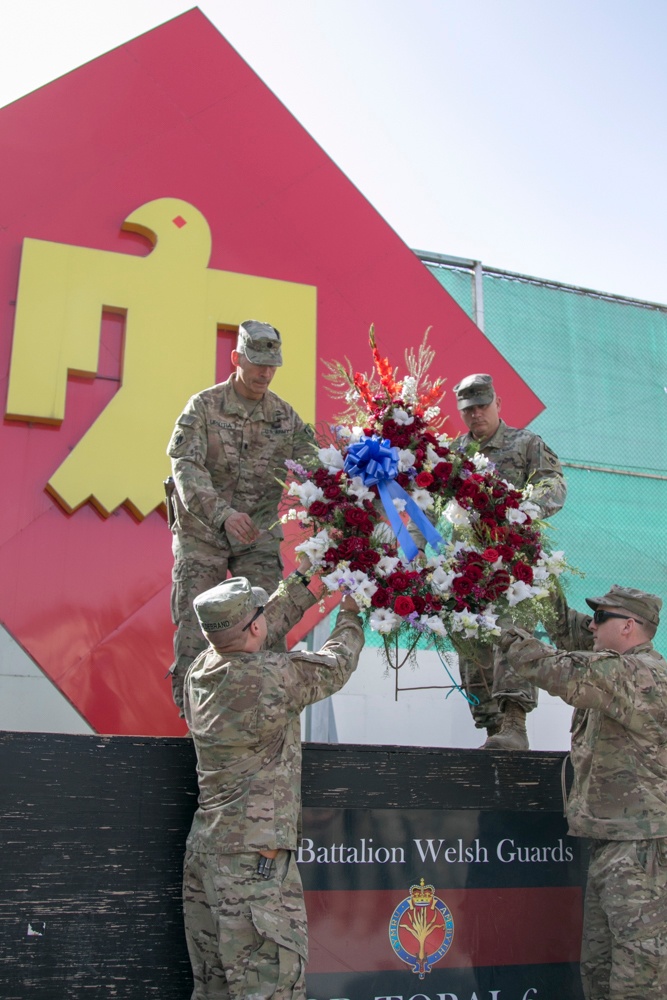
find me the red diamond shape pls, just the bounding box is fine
[0,11,542,735]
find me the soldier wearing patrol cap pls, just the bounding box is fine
[166,320,314,713]
[499,584,667,1000]
[452,371,567,749]
[181,566,364,1000]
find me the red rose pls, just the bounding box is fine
[485,568,511,599]
[312,468,330,486]
[387,571,411,591]
[323,547,340,565]
[472,493,490,510]
[394,595,416,616]
[513,561,534,584]
[412,594,426,614]
[337,537,365,559]
[432,461,453,481]
[481,547,499,563]
[308,500,330,519]
[495,504,507,520]
[350,549,381,572]
[497,544,515,561]
[396,472,411,489]
[464,564,484,583]
[344,507,374,535]
[452,576,474,596]
[415,471,434,488]
[371,587,391,608]
[323,484,342,500]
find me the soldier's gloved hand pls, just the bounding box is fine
[499,625,534,655]
[224,511,260,545]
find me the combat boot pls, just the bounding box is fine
[482,701,529,750]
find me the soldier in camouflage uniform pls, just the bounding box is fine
[167,320,313,711]
[500,584,667,1000]
[182,565,364,999]
[452,373,567,749]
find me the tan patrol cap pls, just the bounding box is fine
[237,320,283,367]
[585,584,662,628]
[453,373,495,410]
[194,577,269,633]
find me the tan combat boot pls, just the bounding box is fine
[482,701,529,750]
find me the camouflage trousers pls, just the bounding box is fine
[183,847,308,1000]
[458,638,537,730]
[581,838,667,1000]
[170,531,284,710]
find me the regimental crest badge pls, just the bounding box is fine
[389,878,454,979]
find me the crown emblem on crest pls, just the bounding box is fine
[389,876,455,980]
[409,878,435,907]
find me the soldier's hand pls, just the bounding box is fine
[340,594,360,612]
[224,511,260,545]
[499,625,533,654]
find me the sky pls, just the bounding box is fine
[2,0,667,304]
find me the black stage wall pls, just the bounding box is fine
[0,733,584,999]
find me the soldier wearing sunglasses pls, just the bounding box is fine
[499,584,667,1000]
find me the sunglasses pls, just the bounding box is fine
[241,605,265,631]
[592,609,642,625]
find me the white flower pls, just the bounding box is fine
[401,376,419,405]
[322,567,347,592]
[294,528,331,567]
[450,610,479,638]
[376,555,400,577]
[334,424,352,443]
[505,579,536,606]
[397,449,416,472]
[392,407,414,426]
[288,480,324,508]
[411,488,434,512]
[392,497,407,513]
[477,613,501,636]
[532,563,549,582]
[317,445,344,473]
[345,570,378,605]
[425,444,440,467]
[437,433,453,447]
[471,451,490,471]
[349,426,366,444]
[430,566,456,595]
[423,406,440,423]
[344,387,360,404]
[544,550,567,576]
[506,507,528,525]
[347,476,375,504]
[419,614,447,637]
[443,500,471,527]
[520,500,541,520]
[369,608,402,633]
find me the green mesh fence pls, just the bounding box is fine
[423,262,667,657]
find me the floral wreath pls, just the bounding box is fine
[282,328,567,670]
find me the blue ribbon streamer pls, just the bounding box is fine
[344,435,444,562]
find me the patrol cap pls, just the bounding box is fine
[194,577,269,633]
[237,320,283,367]
[453,373,495,410]
[585,584,662,628]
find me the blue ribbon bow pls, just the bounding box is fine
[344,435,443,562]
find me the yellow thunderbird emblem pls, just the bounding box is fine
[6,198,317,518]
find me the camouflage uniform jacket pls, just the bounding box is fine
[455,419,566,517]
[183,575,364,853]
[168,375,313,546]
[503,598,667,840]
